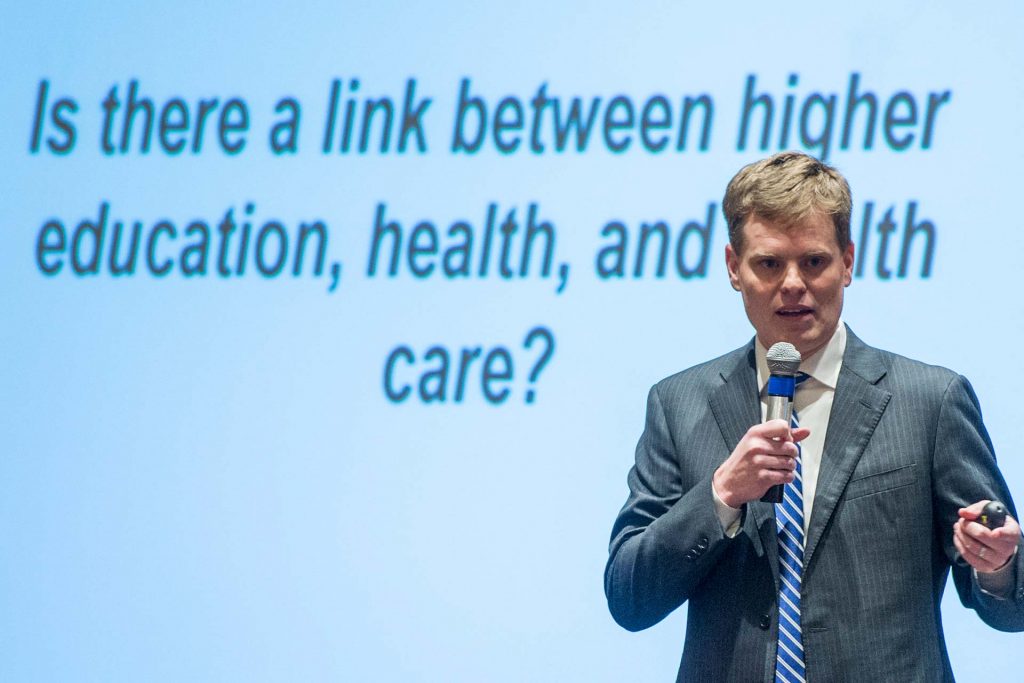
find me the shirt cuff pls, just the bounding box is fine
[711,480,743,538]
[974,546,1019,599]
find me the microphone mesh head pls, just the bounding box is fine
[766,342,801,375]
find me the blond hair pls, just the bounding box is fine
[723,152,852,253]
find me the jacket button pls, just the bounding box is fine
[685,549,698,561]
[759,615,771,630]
[1017,587,1024,602]
[697,537,709,550]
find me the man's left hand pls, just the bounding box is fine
[953,500,1021,573]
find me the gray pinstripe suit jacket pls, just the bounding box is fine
[606,327,1024,682]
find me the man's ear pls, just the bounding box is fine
[842,242,854,287]
[725,244,741,291]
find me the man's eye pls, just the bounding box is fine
[759,258,778,269]
[805,256,826,268]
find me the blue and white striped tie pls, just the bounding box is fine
[776,372,811,683]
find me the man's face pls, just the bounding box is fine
[725,212,854,358]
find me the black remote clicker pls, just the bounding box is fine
[979,501,1008,529]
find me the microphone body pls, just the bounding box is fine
[760,342,802,504]
[760,374,797,503]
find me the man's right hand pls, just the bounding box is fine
[712,419,811,508]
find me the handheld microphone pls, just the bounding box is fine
[760,342,802,504]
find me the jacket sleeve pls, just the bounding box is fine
[604,382,740,631]
[933,374,1024,631]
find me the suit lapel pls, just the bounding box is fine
[708,343,760,455]
[707,343,780,580]
[803,329,892,572]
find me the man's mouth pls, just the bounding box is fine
[776,307,813,318]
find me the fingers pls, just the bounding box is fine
[750,454,798,486]
[752,436,799,459]
[1002,514,1022,537]
[747,422,804,477]
[954,515,1019,572]
[753,460,797,487]
[954,522,1005,572]
[963,519,1018,553]
[957,499,990,521]
[715,421,810,507]
[752,452,797,469]
[953,528,1001,572]
[756,419,796,440]
[751,420,811,445]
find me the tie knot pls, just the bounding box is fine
[795,372,811,387]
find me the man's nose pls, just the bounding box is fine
[780,263,806,295]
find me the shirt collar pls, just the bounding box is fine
[755,322,847,391]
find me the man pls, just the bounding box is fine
[605,152,1024,681]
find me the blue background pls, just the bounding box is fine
[2,2,1022,680]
